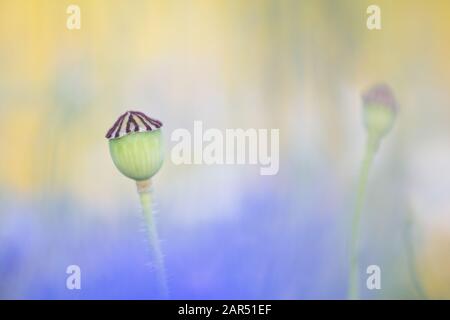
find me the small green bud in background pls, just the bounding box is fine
[362,84,397,146]
[106,110,168,297]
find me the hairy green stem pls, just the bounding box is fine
[137,180,169,298]
[348,136,377,299]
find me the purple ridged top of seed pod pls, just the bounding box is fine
[106,111,163,139]
[362,84,397,112]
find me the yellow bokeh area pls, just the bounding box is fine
[1,0,450,194]
[419,226,450,298]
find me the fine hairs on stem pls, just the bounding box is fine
[137,179,169,298]
[348,84,397,299]
[106,111,167,297]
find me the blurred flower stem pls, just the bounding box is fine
[137,179,169,298]
[348,135,377,300]
[403,211,427,299]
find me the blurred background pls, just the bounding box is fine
[0,0,449,299]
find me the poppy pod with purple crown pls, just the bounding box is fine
[362,83,397,143]
[106,111,163,181]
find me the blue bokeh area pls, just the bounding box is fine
[0,168,350,299]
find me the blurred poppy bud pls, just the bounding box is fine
[362,84,397,143]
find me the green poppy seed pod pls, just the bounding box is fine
[106,111,163,181]
[362,84,397,142]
